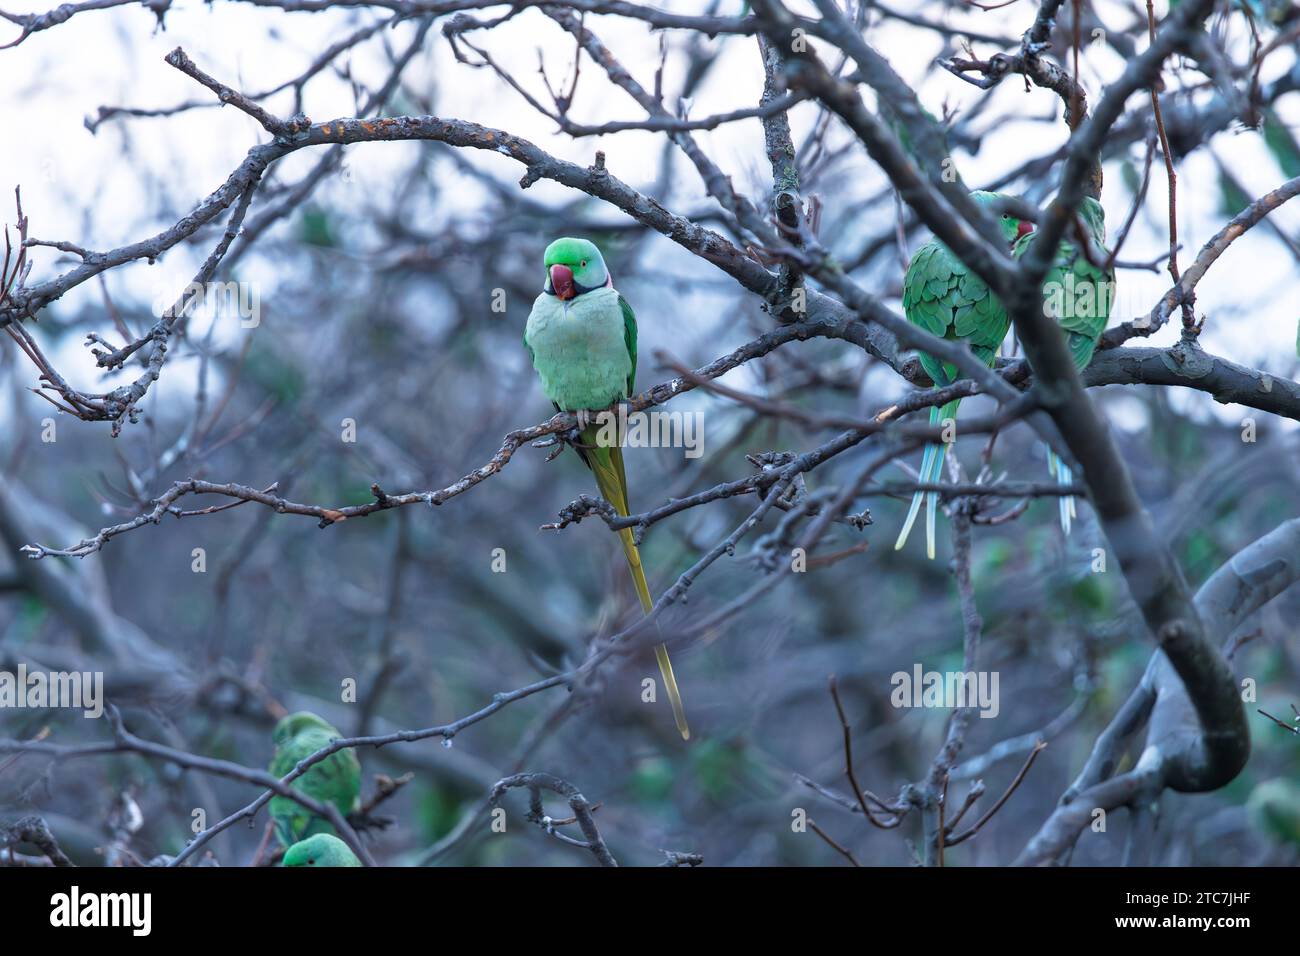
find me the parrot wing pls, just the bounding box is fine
[269,729,360,846]
[903,241,965,388]
[1014,208,1115,372]
[619,293,637,395]
[896,229,1012,559]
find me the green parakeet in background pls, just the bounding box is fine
[268,712,361,846]
[524,237,690,740]
[895,192,1032,559]
[283,833,362,867]
[1012,196,1115,534]
[885,104,948,168]
[1248,778,1300,845]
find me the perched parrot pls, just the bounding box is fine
[524,237,689,740]
[895,192,1032,559]
[268,712,361,846]
[283,833,363,867]
[1012,195,1115,534]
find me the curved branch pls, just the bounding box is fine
[1017,517,1300,864]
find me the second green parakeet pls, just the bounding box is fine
[268,712,361,847]
[1013,196,1115,534]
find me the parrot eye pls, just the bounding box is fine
[580,260,587,268]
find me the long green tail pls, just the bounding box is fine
[1046,448,1077,535]
[894,399,961,560]
[581,425,690,741]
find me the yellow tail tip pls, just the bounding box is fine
[654,643,690,742]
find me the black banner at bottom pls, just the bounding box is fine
[0,865,1285,940]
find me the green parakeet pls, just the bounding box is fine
[1012,196,1115,534]
[283,833,362,867]
[885,105,948,169]
[524,237,689,740]
[895,192,1032,559]
[1248,778,1300,845]
[268,712,361,846]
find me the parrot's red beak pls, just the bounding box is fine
[550,264,577,300]
[1016,219,1035,241]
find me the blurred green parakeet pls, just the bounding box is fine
[268,712,361,846]
[1013,196,1115,534]
[524,237,689,740]
[895,192,1032,559]
[1248,778,1300,845]
[885,104,948,168]
[283,833,362,867]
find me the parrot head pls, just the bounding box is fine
[971,190,1034,246]
[542,237,611,301]
[1077,196,1107,242]
[272,711,340,746]
[283,833,361,867]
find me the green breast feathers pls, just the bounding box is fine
[525,286,633,412]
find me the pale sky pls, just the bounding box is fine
[2,0,1297,434]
